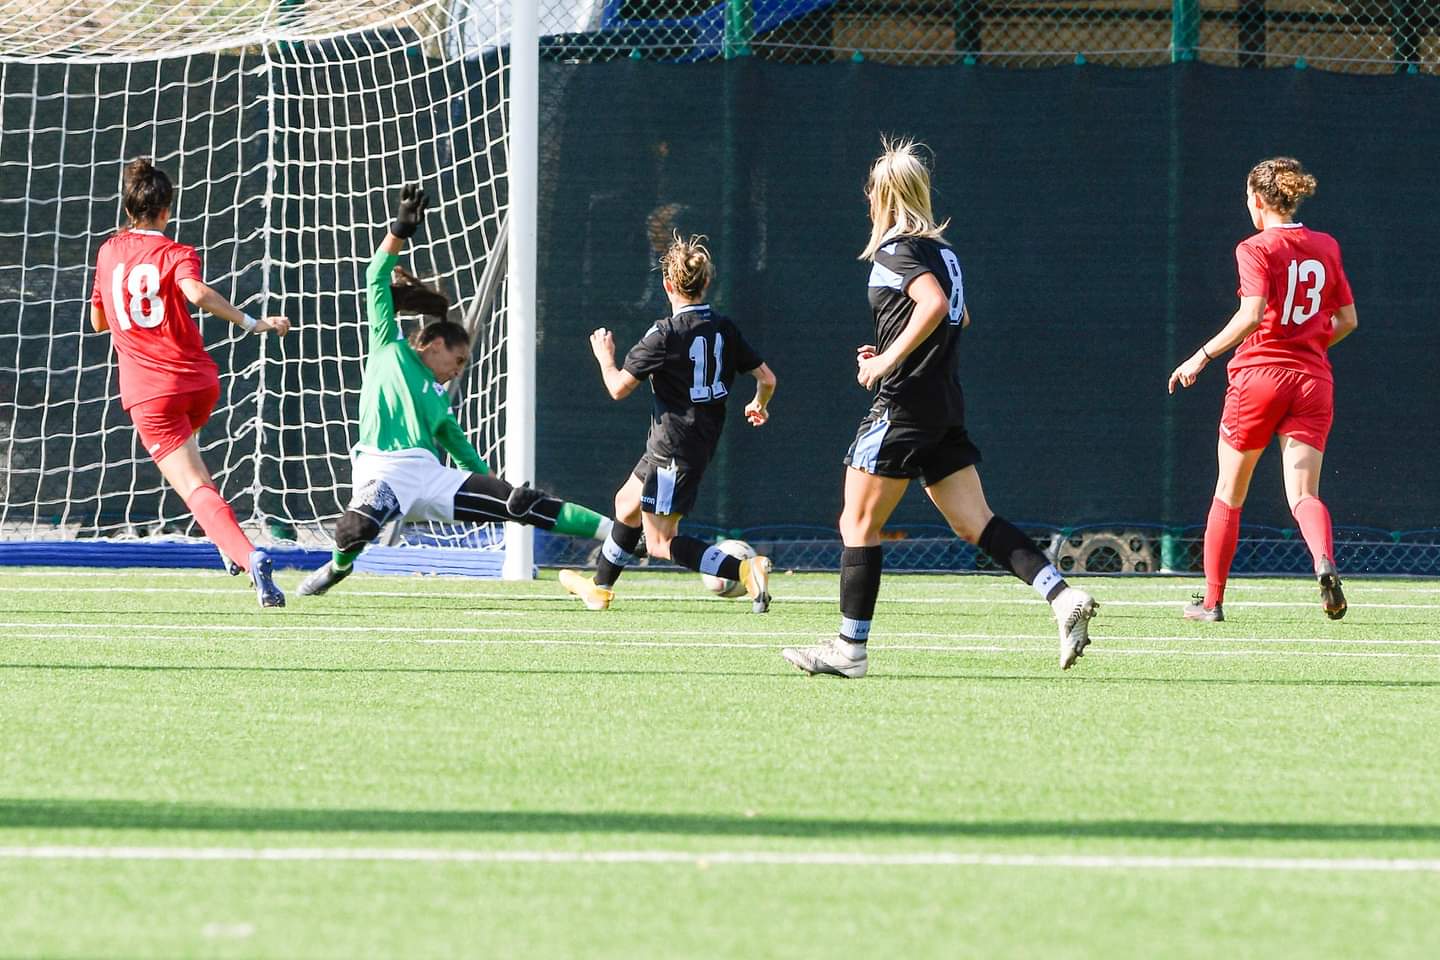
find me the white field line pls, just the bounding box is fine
[7,568,1440,593]
[3,627,1437,660]
[4,585,1439,610]
[3,620,1437,646]
[1,845,1438,873]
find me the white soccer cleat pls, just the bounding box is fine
[740,555,772,614]
[781,637,868,678]
[1052,587,1098,670]
[298,562,352,597]
[559,569,614,611]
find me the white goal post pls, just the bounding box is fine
[0,0,540,578]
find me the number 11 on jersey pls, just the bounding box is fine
[688,333,728,402]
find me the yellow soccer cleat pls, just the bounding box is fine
[738,555,772,614]
[558,569,614,611]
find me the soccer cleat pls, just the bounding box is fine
[248,549,285,608]
[781,638,868,678]
[1052,587,1098,670]
[1317,555,1347,620]
[1183,594,1224,622]
[739,555,772,614]
[298,562,352,597]
[559,569,614,611]
[225,557,243,576]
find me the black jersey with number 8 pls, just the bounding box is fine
[622,304,764,467]
[868,235,966,426]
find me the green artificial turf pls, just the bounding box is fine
[1,568,1437,958]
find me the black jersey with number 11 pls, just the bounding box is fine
[868,235,966,426]
[622,304,764,467]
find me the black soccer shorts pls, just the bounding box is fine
[632,456,707,517]
[843,411,982,486]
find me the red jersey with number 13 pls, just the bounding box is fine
[1228,223,1353,384]
[91,229,219,409]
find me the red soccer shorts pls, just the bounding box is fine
[128,383,220,463]
[1220,366,1333,452]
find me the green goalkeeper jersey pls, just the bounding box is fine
[355,249,488,474]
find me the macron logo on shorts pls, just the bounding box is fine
[147,442,162,454]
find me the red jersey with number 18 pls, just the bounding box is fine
[91,229,219,409]
[1228,223,1353,384]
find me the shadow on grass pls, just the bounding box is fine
[1,799,1437,843]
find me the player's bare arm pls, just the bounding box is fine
[744,362,777,426]
[177,277,290,335]
[856,272,948,389]
[589,327,641,399]
[1328,303,1358,347]
[1168,295,1265,394]
[91,304,108,333]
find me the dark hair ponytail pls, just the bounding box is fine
[122,157,174,226]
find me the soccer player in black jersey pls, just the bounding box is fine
[781,139,1098,677]
[559,234,778,612]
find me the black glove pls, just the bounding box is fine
[390,183,428,239]
[506,481,551,520]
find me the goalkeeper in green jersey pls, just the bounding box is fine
[298,184,612,596]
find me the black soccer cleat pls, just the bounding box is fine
[298,562,352,598]
[1317,555,1346,621]
[1183,594,1224,622]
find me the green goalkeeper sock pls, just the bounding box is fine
[332,547,363,571]
[552,502,608,539]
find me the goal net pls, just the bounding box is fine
[0,0,527,574]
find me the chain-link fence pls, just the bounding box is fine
[537,524,1440,576]
[527,1,1439,72]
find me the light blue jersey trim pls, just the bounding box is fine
[868,261,904,290]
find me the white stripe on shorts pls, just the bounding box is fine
[655,461,678,515]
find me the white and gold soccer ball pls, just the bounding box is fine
[700,538,756,598]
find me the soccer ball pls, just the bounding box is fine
[700,539,756,598]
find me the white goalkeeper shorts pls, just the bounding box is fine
[350,446,468,523]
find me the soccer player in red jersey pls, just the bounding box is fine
[1169,157,1359,622]
[90,158,292,606]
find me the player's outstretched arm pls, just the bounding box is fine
[1167,295,1264,394]
[366,184,429,350]
[177,278,289,335]
[589,326,642,400]
[744,362,777,426]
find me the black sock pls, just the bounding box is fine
[838,545,883,643]
[668,536,743,580]
[595,520,642,588]
[978,515,1066,601]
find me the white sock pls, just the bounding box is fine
[1033,563,1065,602]
[594,517,614,541]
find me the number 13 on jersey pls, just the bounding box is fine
[1280,258,1326,326]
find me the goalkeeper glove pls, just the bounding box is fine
[506,481,551,520]
[390,183,428,239]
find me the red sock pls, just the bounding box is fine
[1292,496,1334,573]
[1203,497,1242,607]
[184,485,256,572]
